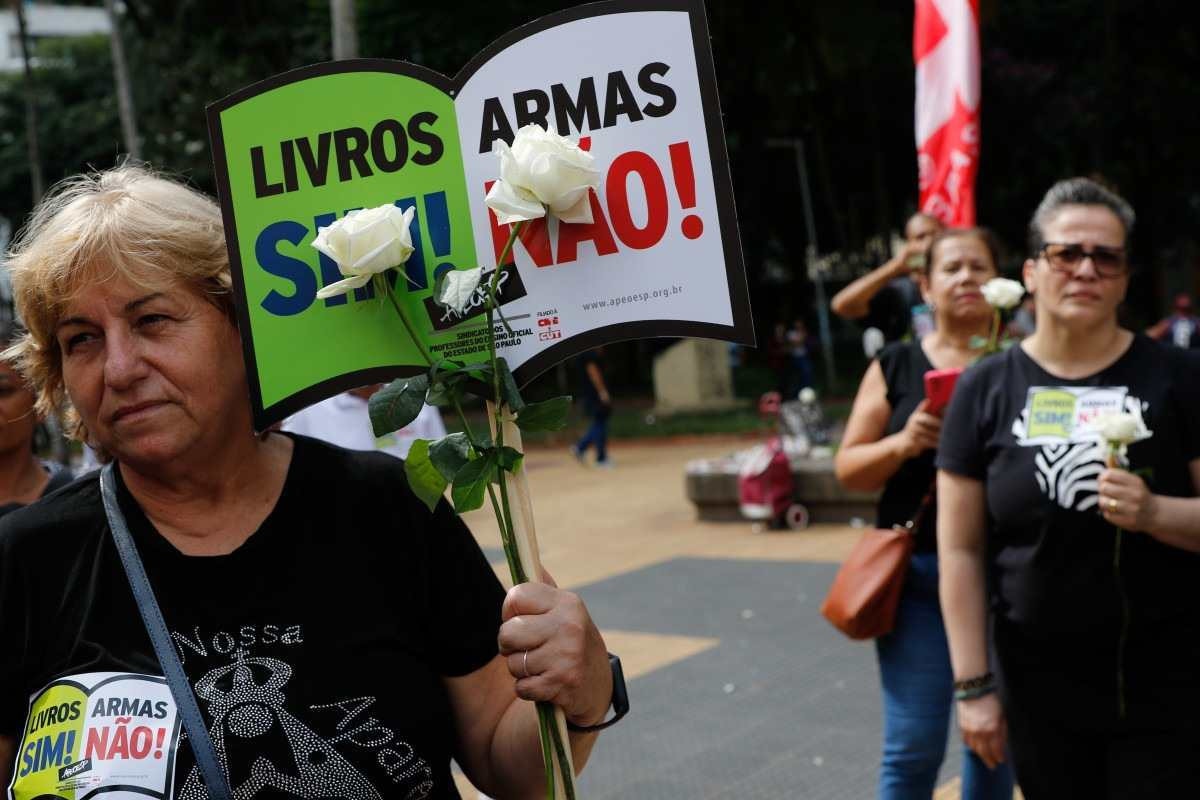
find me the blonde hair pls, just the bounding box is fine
[2,164,233,442]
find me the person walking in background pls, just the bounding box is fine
[835,227,1015,800]
[766,321,790,394]
[833,212,943,344]
[1146,292,1200,349]
[785,318,816,399]
[938,178,1200,796]
[572,346,612,468]
[283,385,446,459]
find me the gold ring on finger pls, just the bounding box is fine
[1107,497,1119,513]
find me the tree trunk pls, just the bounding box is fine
[12,0,44,203]
[105,0,141,159]
[330,0,359,60]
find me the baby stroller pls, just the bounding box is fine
[737,434,810,531]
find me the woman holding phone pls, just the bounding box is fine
[835,227,1014,799]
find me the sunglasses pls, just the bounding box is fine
[1038,242,1128,279]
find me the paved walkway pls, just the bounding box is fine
[454,436,1015,799]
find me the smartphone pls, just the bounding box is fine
[923,367,963,416]
[905,252,928,270]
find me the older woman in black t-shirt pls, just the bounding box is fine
[938,178,1200,797]
[0,166,616,797]
[836,227,1013,799]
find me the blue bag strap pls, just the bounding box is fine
[100,463,232,800]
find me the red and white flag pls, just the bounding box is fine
[914,0,980,226]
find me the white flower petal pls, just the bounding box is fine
[488,124,600,225]
[350,238,400,276]
[486,179,547,225]
[981,278,1025,310]
[309,203,416,279]
[495,140,526,186]
[553,191,595,225]
[311,224,346,264]
[436,267,484,314]
[316,273,373,299]
[1092,411,1151,445]
[526,152,598,205]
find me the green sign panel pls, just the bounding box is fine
[211,66,475,420]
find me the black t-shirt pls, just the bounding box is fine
[0,462,76,519]
[876,341,937,552]
[0,434,505,799]
[866,279,922,342]
[937,336,1200,714]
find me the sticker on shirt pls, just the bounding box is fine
[1016,386,1151,446]
[1012,387,1150,511]
[9,672,182,800]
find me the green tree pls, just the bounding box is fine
[0,34,122,225]
[2,0,1196,362]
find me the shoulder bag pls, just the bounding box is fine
[100,463,234,800]
[819,482,936,640]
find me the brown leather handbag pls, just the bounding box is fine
[820,485,935,640]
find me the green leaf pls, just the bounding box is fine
[369,375,429,436]
[458,361,495,381]
[429,358,464,381]
[496,358,525,411]
[426,358,490,407]
[515,396,572,432]
[403,440,448,512]
[451,451,497,513]
[425,376,465,408]
[496,445,524,474]
[429,433,472,482]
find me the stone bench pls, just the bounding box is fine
[685,450,879,525]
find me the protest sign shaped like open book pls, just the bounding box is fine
[9,672,183,799]
[207,0,751,430]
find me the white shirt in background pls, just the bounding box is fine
[282,393,447,459]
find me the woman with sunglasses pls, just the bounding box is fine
[937,177,1200,796]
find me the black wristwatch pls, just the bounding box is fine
[566,653,629,733]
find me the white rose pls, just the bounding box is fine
[484,124,601,225]
[798,387,817,404]
[1093,411,1149,446]
[312,204,416,299]
[980,278,1025,310]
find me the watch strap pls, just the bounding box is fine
[566,653,628,733]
